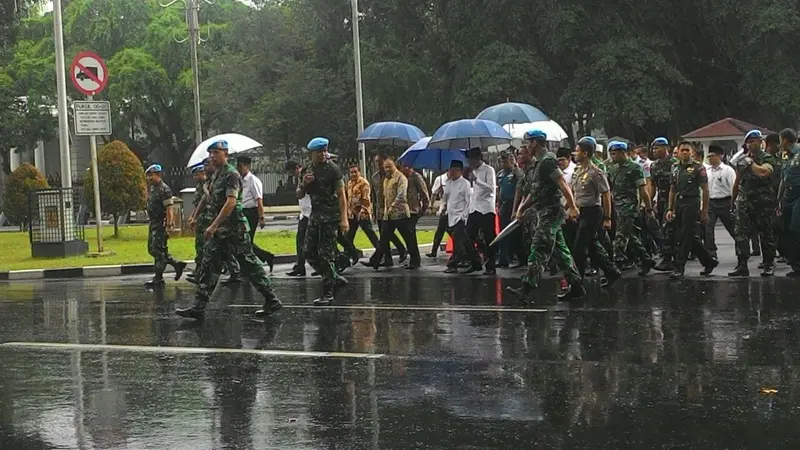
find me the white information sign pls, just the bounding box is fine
[73,100,112,136]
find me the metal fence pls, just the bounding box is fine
[28,187,85,244]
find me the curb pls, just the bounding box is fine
[0,245,434,281]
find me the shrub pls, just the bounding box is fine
[84,140,146,237]
[3,163,49,229]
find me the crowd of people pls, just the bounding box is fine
[140,125,800,320]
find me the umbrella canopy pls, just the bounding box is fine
[505,120,569,142]
[357,121,426,147]
[398,137,467,172]
[186,133,261,167]
[428,119,513,150]
[476,102,549,125]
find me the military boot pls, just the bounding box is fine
[654,257,674,272]
[145,273,165,288]
[558,281,586,300]
[172,261,187,281]
[638,258,655,276]
[728,257,750,277]
[175,295,209,320]
[760,260,775,277]
[313,283,335,306]
[506,283,535,303]
[254,291,283,318]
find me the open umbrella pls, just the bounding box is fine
[476,102,549,125]
[428,119,513,150]
[186,133,261,167]
[505,120,568,142]
[357,121,426,147]
[398,137,467,172]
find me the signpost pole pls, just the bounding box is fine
[53,0,72,188]
[86,95,103,253]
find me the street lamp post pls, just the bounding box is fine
[351,0,366,175]
[160,0,210,147]
[52,0,72,188]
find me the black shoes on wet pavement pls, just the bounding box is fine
[173,262,187,281]
[761,264,775,277]
[638,259,654,276]
[728,257,749,277]
[145,276,165,288]
[654,258,674,272]
[699,259,719,276]
[600,270,621,288]
[175,296,209,320]
[312,276,348,306]
[286,269,306,276]
[557,282,586,300]
[254,296,283,318]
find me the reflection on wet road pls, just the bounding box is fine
[1,275,800,448]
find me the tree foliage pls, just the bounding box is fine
[3,162,49,228]
[84,140,146,237]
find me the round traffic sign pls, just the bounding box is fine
[69,51,108,96]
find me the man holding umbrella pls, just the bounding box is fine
[506,130,585,301]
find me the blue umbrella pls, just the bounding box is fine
[476,102,549,125]
[357,121,426,147]
[428,119,513,150]
[398,137,467,172]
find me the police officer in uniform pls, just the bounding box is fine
[648,137,679,271]
[506,129,584,301]
[665,142,718,279]
[730,130,777,277]
[175,140,282,320]
[606,141,655,276]
[496,151,524,267]
[144,164,186,287]
[298,137,350,305]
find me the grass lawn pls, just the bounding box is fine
[1,225,435,271]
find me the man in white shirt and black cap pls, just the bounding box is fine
[443,160,480,273]
[465,148,497,275]
[703,145,737,259]
[236,156,275,273]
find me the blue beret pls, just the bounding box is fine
[651,137,669,147]
[145,164,162,174]
[524,129,547,141]
[307,137,330,151]
[577,136,597,149]
[744,130,763,141]
[608,141,628,152]
[207,140,229,152]
[190,164,204,174]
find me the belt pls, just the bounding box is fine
[676,194,699,200]
[710,196,731,201]
[243,207,258,211]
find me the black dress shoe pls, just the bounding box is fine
[145,277,165,288]
[286,270,306,277]
[254,299,283,318]
[461,264,483,274]
[700,260,719,276]
[426,252,437,258]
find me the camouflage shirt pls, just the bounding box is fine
[607,159,646,212]
[302,159,344,223]
[147,181,173,229]
[737,150,776,206]
[782,145,800,204]
[670,160,707,198]
[207,163,248,233]
[650,155,679,202]
[524,152,564,212]
[193,179,206,207]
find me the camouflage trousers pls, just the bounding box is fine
[613,208,650,263]
[734,199,776,261]
[195,224,274,300]
[148,226,177,274]
[194,221,240,275]
[656,200,675,258]
[522,209,581,289]
[304,219,344,288]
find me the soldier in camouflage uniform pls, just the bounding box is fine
[299,137,350,305]
[729,130,778,277]
[506,129,585,302]
[764,133,785,264]
[648,137,679,271]
[175,140,281,320]
[186,161,207,283]
[606,141,655,276]
[778,128,800,276]
[144,164,186,287]
[665,142,718,279]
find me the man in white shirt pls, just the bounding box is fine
[556,147,576,184]
[704,145,737,259]
[426,171,450,258]
[285,161,311,276]
[442,160,479,274]
[466,148,498,275]
[237,157,275,275]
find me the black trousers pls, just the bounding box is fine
[372,218,419,265]
[447,220,479,268]
[407,213,422,261]
[243,207,274,265]
[572,206,617,278]
[378,219,406,257]
[430,213,449,255]
[345,218,380,251]
[466,211,496,269]
[704,197,735,258]
[294,217,309,271]
[673,198,715,270]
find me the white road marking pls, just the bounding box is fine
[0,342,384,359]
[227,304,549,313]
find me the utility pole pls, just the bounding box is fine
[160,0,211,146]
[52,0,72,188]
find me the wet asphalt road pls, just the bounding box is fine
[2,238,800,449]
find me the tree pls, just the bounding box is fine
[84,140,146,237]
[3,163,49,230]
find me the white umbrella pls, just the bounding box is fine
[186,133,262,167]
[486,120,569,153]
